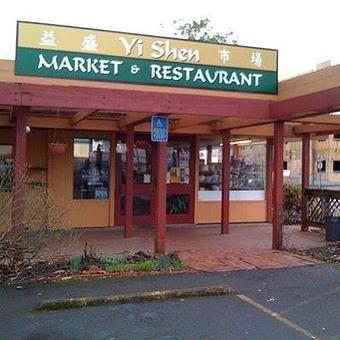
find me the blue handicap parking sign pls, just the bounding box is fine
[151,115,169,142]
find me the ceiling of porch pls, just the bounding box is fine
[1,105,340,139]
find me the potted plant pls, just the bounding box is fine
[49,117,67,155]
[49,142,67,155]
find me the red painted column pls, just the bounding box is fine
[272,121,284,249]
[221,130,231,234]
[124,126,134,238]
[11,106,28,237]
[266,138,274,223]
[301,133,310,232]
[154,141,167,254]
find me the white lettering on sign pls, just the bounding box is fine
[39,30,57,47]
[118,37,201,63]
[150,64,263,87]
[81,34,99,52]
[37,54,122,75]
[119,37,144,56]
[250,52,263,68]
[151,40,200,63]
[219,49,231,64]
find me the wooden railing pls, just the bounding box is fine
[304,188,340,228]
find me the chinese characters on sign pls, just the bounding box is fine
[81,34,98,52]
[39,30,56,46]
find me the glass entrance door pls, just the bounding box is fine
[166,138,195,224]
[115,135,154,226]
[115,135,195,226]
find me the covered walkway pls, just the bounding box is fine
[51,224,323,272]
[2,24,340,255]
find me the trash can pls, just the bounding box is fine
[325,216,340,241]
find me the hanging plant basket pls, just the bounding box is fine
[49,142,67,155]
[49,109,68,155]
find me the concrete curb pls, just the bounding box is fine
[35,285,235,311]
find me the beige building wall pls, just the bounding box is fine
[284,134,340,187]
[0,128,116,229]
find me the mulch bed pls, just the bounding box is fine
[0,259,190,285]
[292,242,340,264]
[0,250,188,285]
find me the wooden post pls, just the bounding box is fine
[124,126,134,238]
[221,130,231,234]
[11,106,28,237]
[207,145,212,165]
[154,141,167,254]
[301,133,310,232]
[272,121,284,249]
[266,138,274,223]
[109,132,116,227]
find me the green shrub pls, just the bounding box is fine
[106,263,132,273]
[71,251,184,274]
[283,181,301,224]
[155,253,184,271]
[134,260,155,272]
[101,254,127,267]
[106,260,155,273]
[155,255,172,270]
[172,259,185,270]
[69,255,83,274]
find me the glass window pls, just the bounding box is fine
[199,142,266,192]
[73,138,110,199]
[120,195,151,216]
[199,146,222,191]
[231,144,265,190]
[0,145,13,191]
[119,139,152,184]
[167,194,189,214]
[334,161,340,172]
[167,142,190,184]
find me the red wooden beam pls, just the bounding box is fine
[124,126,134,238]
[11,106,28,237]
[271,87,340,119]
[266,138,274,223]
[120,113,154,128]
[0,82,271,119]
[301,134,310,232]
[272,121,284,249]
[154,141,167,254]
[221,130,231,234]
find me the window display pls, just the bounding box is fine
[119,139,152,184]
[0,145,13,191]
[73,138,110,199]
[199,141,266,201]
[167,142,190,184]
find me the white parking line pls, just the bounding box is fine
[236,293,319,340]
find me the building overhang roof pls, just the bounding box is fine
[1,59,340,137]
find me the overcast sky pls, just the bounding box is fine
[1,0,339,80]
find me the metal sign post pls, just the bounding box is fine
[316,156,323,189]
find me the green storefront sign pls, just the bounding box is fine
[15,22,278,94]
